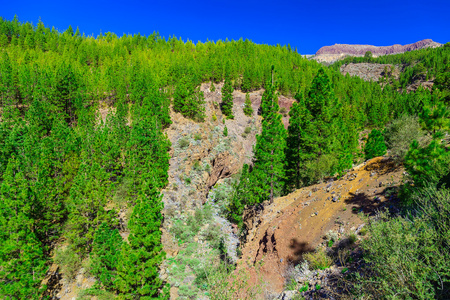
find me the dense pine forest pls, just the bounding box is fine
[1,16,450,299]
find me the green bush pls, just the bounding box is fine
[384,115,427,161]
[364,129,387,160]
[178,137,190,149]
[244,126,251,134]
[194,133,202,141]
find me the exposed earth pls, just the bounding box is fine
[237,157,404,298]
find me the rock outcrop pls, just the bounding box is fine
[340,63,400,82]
[314,39,442,63]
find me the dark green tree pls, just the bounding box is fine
[0,156,47,299]
[405,139,450,187]
[115,185,168,299]
[228,164,250,227]
[221,70,234,118]
[91,222,123,290]
[365,129,387,160]
[285,93,312,190]
[251,80,287,203]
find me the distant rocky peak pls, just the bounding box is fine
[313,39,442,63]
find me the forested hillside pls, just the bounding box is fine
[1,16,450,299]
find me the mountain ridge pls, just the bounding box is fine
[314,39,442,63]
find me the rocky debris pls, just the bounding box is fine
[313,39,442,63]
[40,264,62,299]
[54,268,96,300]
[340,63,401,82]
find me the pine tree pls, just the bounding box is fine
[221,70,234,118]
[405,139,450,187]
[285,93,312,190]
[251,80,287,203]
[115,184,167,299]
[364,129,387,160]
[91,222,123,290]
[0,156,47,299]
[419,102,449,135]
[243,92,253,116]
[228,164,250,227]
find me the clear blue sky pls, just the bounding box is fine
[2,0,449,54]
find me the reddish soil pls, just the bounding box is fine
[236,157,404,297]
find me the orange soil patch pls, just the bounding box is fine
[237,157,404,296]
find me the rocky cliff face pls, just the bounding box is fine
[314,39,442,63]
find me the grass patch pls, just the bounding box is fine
[178,137,190,149]
[303,248,332,270]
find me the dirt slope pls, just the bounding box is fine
[238,157,404,296]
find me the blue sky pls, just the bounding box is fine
[3,0,449,54]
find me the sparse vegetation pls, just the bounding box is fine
[303,248,333,270]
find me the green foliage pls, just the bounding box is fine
[221,69,234,118]
[1,16,450,300]
[364,129,387,160]
[194,133,202,141]
[384,115,427,161]
[173,75,206,122]
[91,223,123,289]
[364,51,373,59]
[243,92,253,116]
[228,164,250,226]
[54,247,81,281]
[250,80,287,203]
[299,282,309,292]
[178,137,190,149]
[419,102,449,135]
[115,186,167,299]
[0,156,48,299]
[223,125,228,137]
[360,200,450,299]
[404,139,450,187]
[303,248,333,270]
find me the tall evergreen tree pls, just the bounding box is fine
[285,92,312,190]
[115,184,168,299]
[221,68,234,118]
[251,80,287,203]
[0,156,47,299]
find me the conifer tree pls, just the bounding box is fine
[228,164,250,227]
[221,69,234,118]
[115,184,167,299]
[0,156,47,299]
[364,129,387,160]
[419,102,449,135]
[405,139,450,187]
[251,80,287,203]
[91,222,123,290]
[243,92,253,116]
[285,92,312,190]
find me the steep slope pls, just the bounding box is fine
[160,83,296,298]
[237,157,404,297]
